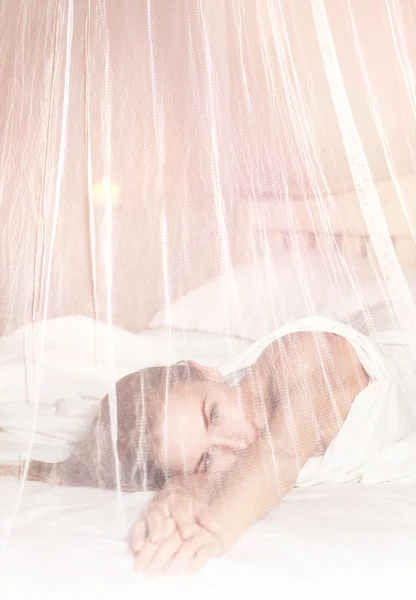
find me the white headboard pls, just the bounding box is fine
[238,173,416,268]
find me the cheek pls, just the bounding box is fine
[220,395,250,429]
[212,450,239,475]
[166,402,193,437]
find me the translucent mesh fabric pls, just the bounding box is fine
[1,0,416,590]
[1,0,415,338]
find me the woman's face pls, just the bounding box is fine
[157,373,259,479]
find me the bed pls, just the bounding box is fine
[2,479,415,600]
[2,186,416,600]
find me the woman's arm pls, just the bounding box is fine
[207,331,369,548]
[131,332,369,574]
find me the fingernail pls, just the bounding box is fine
[205,521,219,532]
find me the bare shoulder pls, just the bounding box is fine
[269,331,369,459]
[275,330,368,392]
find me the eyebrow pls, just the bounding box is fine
[194,396,208,473]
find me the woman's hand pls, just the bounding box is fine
[133,525,226,577]
[130,486,219,552]
[131,485,251,577]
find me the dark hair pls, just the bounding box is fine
[56,361,205,492]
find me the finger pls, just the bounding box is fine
[164,537,205,577]
[133,538,160,573]
[147,507,170,543]
[185,544,220,576]
[171,497,199,540]
[160,516,176,540]
[148,495,171,518]
[133,518,176,570]
[130,519,148,553]
[146,515,176,547]
[195,502,220,534]
[145,531,183,578]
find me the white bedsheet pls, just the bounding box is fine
[1,479,415,600]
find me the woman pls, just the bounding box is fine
[1,319,366,495]
[129,315,416,577]
[2,317,415,576]
[127,320,367,576]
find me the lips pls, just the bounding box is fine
[248,420,262,444]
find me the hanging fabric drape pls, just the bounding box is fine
[1,0,416,594]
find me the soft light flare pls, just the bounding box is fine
[92,178,121,207]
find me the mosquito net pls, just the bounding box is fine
[1,0,416,595]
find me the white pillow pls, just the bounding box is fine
[150,253,387,341]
